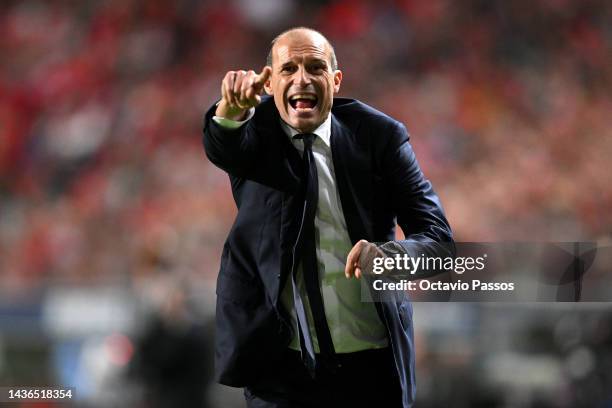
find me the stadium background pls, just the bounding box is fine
[0,0,611,406]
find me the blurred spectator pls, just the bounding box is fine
[128,277,213,408]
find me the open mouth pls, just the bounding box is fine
[288,93,318,112]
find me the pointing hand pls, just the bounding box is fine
[216,66,272,121]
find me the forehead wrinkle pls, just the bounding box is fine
[276,45,329,64]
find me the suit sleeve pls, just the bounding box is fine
[202,103,260,178]
[381,121,455,269]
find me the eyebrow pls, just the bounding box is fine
[280,58,328,68]
[310,59,328,66]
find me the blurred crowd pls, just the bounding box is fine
[1,1,611,407]
[1,0,611,291]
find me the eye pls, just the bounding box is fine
[281,65,297,73]
[310,63,325,72]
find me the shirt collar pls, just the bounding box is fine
[280,114,332,147]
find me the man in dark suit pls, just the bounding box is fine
[202,27,453,408]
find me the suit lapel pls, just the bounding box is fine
[330,114,374,243]
[252,102,302,193]
[253,107,305,303]
[251,101,307,303]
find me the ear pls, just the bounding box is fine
[264,78,273,95]
[333,70,342,94]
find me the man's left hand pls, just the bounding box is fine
[345,240,385,279]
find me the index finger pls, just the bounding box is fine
[253,66,272,89]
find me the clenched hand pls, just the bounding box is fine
[345,239,385,279]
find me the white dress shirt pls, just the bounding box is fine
[213,110,388,353]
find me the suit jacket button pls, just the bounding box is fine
[277,273,281,279]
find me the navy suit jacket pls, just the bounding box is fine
[202,96,453,407]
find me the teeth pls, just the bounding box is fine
[289,94,316,101]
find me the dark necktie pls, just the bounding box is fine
[290,133,337,377]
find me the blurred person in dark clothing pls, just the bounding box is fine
[129,282,213,408]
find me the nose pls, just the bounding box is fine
[294,66,311,87]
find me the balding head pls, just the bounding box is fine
[262,27,342,133]
[266,27,338,71]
